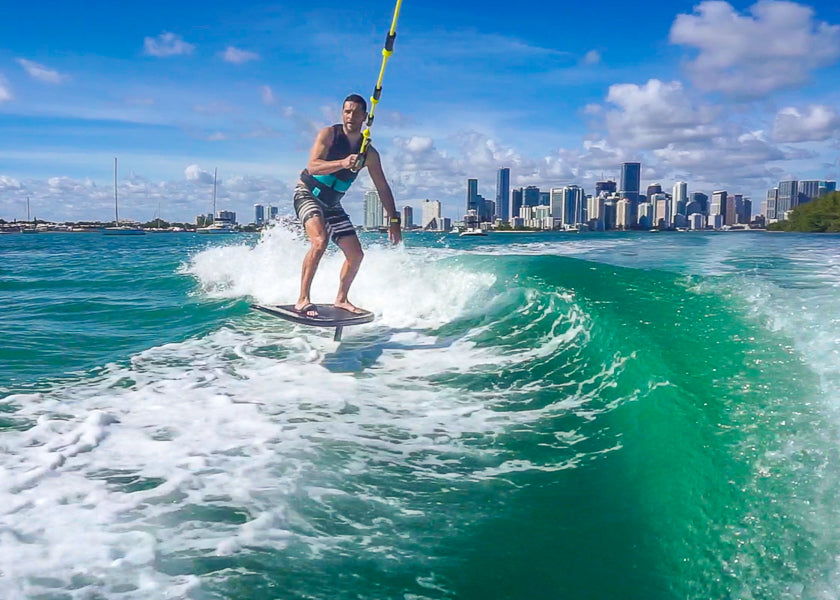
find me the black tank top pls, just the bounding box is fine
[300,124,363,203]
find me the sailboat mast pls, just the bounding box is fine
[114,157,119,225]
[212,167,217,223]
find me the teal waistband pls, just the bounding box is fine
[313,174,352,193]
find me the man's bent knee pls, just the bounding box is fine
[310,234,329,253]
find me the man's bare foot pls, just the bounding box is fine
[334,300,364,314]
[294,301,319,317]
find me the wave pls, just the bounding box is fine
[3,230,840,598]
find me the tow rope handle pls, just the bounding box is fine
[352,0,403,172]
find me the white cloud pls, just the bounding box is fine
[16,59,68,84]
[0,172,294,224]
[143,32,195,57]
[260,85,276,105]
[583,50,601,65]
[773,105,840,142]
[0,75,11,102]
[603,79,721,149]
[221,46,259,64]
[670,0,840,98]
[184,165,215,184]
[0,175,23,191]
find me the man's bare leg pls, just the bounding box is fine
[333,233,364,313]
[296,216,329,317]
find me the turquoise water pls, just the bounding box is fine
[2,229,840,599]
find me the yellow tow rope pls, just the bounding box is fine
[358,0,403,158]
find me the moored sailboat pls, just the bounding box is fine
[103,158,145,235]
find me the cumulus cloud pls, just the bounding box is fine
[0,175,23,191]
[221,46,259,64]
[670,0,840,98]
[0,75,11,102]
[143,32,195,57]
[16,59,68,84]
[603,79,721,149]
[773,105,840,142]
[184,165,215,184]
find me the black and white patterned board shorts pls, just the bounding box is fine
[293,184,356,243]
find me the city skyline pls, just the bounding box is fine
[1,0,839,225]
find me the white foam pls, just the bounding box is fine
[0,256,626,597]
[184,224,496,330]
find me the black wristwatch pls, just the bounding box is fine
[389,214,401,226]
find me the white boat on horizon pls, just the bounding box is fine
[459,227,487,237]
[103,158,145,235]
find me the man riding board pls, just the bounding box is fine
[293,94,401,317]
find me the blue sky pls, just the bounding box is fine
[1,0,839,223]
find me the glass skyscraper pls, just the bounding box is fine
[496,168,510,222]
[523,186,541,207]
[511,188,523,220]
[466,179,479,214]
[619,162,641,201]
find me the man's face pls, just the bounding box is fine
[342,101,366,132]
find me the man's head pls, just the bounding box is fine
[342,94,367,133]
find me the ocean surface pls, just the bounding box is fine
[2,228,840,599]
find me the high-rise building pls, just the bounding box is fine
[619,162,641,202]
[254,204,265,225]
[688,213,706,230]
[588,194,606,228]
[496,168,510,222]
[726,194,740,226]
[689,192,708,214]
[651,193,670,229]
[636,201,653,229]
[766,188,779,221]
[402,206,413,229]
[549,188,564,220]
[710,191,727,226]
[560,185,585,227]
[217,210,236,224]
[510,188,523,222]
[422,199,442,230]
[739,198,752,224]
[270,206,278,220]
[595,180,617,196]
[820,181,837,196]
[646,183,662,199]
[364,190,384,229]
[673,182,688,217]
[615,199,632,230]
[466,179,479,214]
[523,186,541,207]
[777,180,797,218]
[798,180,822,204]
[603,200,617,230]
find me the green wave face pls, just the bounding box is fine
[409,252,834,599]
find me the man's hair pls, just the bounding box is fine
[343,94,367,113]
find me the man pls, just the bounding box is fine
[293,94,401,317]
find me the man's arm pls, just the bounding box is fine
[365,147,402,244]
[306,127,358,175]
